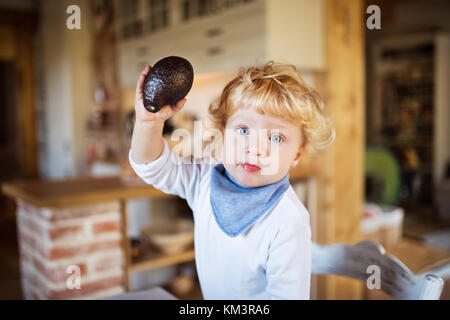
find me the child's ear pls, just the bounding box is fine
[291,145,306,168]
[291,152,301,168]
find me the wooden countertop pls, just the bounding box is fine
[1,157,320,209]
[387,238,450,274]
[1,176,173,208]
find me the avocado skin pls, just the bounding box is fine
[143,56,194,113]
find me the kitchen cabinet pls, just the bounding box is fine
[115,0,325,87]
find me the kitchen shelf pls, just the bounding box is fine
[130,248,195,273]
[368,34,441,208]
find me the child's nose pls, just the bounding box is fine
[246,137,269,158]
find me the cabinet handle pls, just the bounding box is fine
[205,27,223,38]
[206,46,223,56]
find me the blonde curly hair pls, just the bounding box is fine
[206,61,335,157]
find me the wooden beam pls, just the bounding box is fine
[324,0,365,299]
[15,27,39,179]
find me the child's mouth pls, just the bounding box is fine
[241,163,261,172]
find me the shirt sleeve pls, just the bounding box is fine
[128,137,212,209]
[266,221,312,300]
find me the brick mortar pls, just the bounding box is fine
[86,251,124,275]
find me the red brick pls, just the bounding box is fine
[19,245,33,265]
[26,217,45,237]
[94,255,124,272]
[92,220,120,234]
[20,215,44,237]
[18,213,84,241]
[49,225,84,240]
[46,275,124,299]
[16,201,118,222]
[29,288,42,300]
[47,239,122,260]
[19,226,122,260]
[18,230,38,253]
[45,203,120,222]
[18,201,41,216]
[23,269,123,300]
[87,240,123,254]
[22,271,45,294]
[31,257,88,283]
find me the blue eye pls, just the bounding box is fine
[237,127,249,135]
[270,134,283,143]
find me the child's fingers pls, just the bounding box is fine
[174,98,187,112]
[158,104,173,119]
[159,100,184,119]
[135,65,151,99]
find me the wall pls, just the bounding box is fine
[37,0,94,178]
[183,70,237,122]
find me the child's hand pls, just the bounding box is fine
[135,65,187,124]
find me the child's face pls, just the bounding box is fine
[221,108,304,188]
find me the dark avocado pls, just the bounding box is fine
[143,56,194,113]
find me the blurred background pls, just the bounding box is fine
[0,0,449,300]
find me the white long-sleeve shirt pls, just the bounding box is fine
[129,137,311,299]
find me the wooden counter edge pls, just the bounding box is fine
[1,164,319,209]
[1,179,174,209]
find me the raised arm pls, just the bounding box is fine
[130,65,186,165]
[129,65,212,208]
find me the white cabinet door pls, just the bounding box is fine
[264,0,325,70]
[116,0,325,86]
[190,32,266,73]
[118,38,152,87]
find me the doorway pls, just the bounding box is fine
[0,9,38,299]
[0,61,23,182]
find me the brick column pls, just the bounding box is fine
[16,200,126,299]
